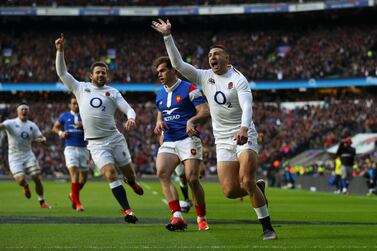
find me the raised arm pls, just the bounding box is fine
[152,19,200,84]
[55,33,80,91]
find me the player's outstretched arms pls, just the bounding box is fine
[55,33,80,91]
[152,19,199,84]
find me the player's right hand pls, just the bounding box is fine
[154,121,169,135]
[151,19,171,36]
[55,33,64,51]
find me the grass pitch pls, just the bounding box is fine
[0,180,377,250]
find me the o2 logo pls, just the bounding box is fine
[90,97,106,111]
[20,131,29,139]
[214,91,232,108]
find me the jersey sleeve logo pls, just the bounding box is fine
[162,107,179,115]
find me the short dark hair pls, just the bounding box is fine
[69,96,77,104]
[90,61,109,74]
[209,44,229,55]
[153,56,172,69]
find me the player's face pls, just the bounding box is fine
[156,63,176,86]
[91,66,108,87]
[69,98,79,113]
[208,48,229,75]
[17,108,29,121]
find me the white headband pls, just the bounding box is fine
[17,104,30,111]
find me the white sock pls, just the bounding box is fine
[197,216,206,222]
[254,205,269,219]
[109,180,122,189]
[38,195,44,201]
[173,211,183,218]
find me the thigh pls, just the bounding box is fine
[217,161,240,189]
[64,147,79,169]
[78,148,90,170]
[113,138,132,167]
[88,146,114,170]
[183,159,201,178]
[9,158,25,178]
[156,152,180,176]
[24,153,40,176]
[238,150,258,181]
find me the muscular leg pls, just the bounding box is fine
[102,164,131,210]
[156,153,180,202]
[238,150,266,208]
[217,161,248,198]
[183,159,205,207]
[78,169,88,190]
[31,173,44,198]
[15,174,30,199]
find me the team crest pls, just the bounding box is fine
[105,92,110,96]
[191,149,197,156]
[208,78,215,84]
[228,82,234,89]
[175,96,181,103]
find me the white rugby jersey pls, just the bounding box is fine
[56,52,136,140]
[164,35,257,141]
[2,118,42,156]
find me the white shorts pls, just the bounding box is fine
[158,136,202,162]
[64,146,90,170]
[87,133,131,170]
[9,151,40,177]
[216,134,258,162]
[175,163,185,176]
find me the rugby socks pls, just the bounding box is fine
[71,183,81,203]
[110,180,130,210]
[38,195,45,205]
[254,205,273,231]
[168,200,182,218]
[195,204,206,217]
[180,182,189,201]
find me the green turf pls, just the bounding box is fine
[1,180,377,250]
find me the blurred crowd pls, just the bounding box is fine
[2,0,325,7]
[1,94,376,178]
[1,24,377,83]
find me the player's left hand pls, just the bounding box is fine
[186,120,198,137]
[233,127,248,145]
[124,119,136,131]
[75,121,83,128]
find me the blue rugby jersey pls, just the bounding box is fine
[58,111,87,147]
[156,80,207,142]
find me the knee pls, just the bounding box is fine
[187,174,200,186]
[157,169,170,181]
[103,168,117,182]
[222,186,240,199]
[240,177,256,192]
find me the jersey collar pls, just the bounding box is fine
[163,79,181,93]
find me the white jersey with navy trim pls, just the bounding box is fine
[163,35,257,142]
[56,51,136,140]
[2,118,42,157]
[195,66,257,141]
